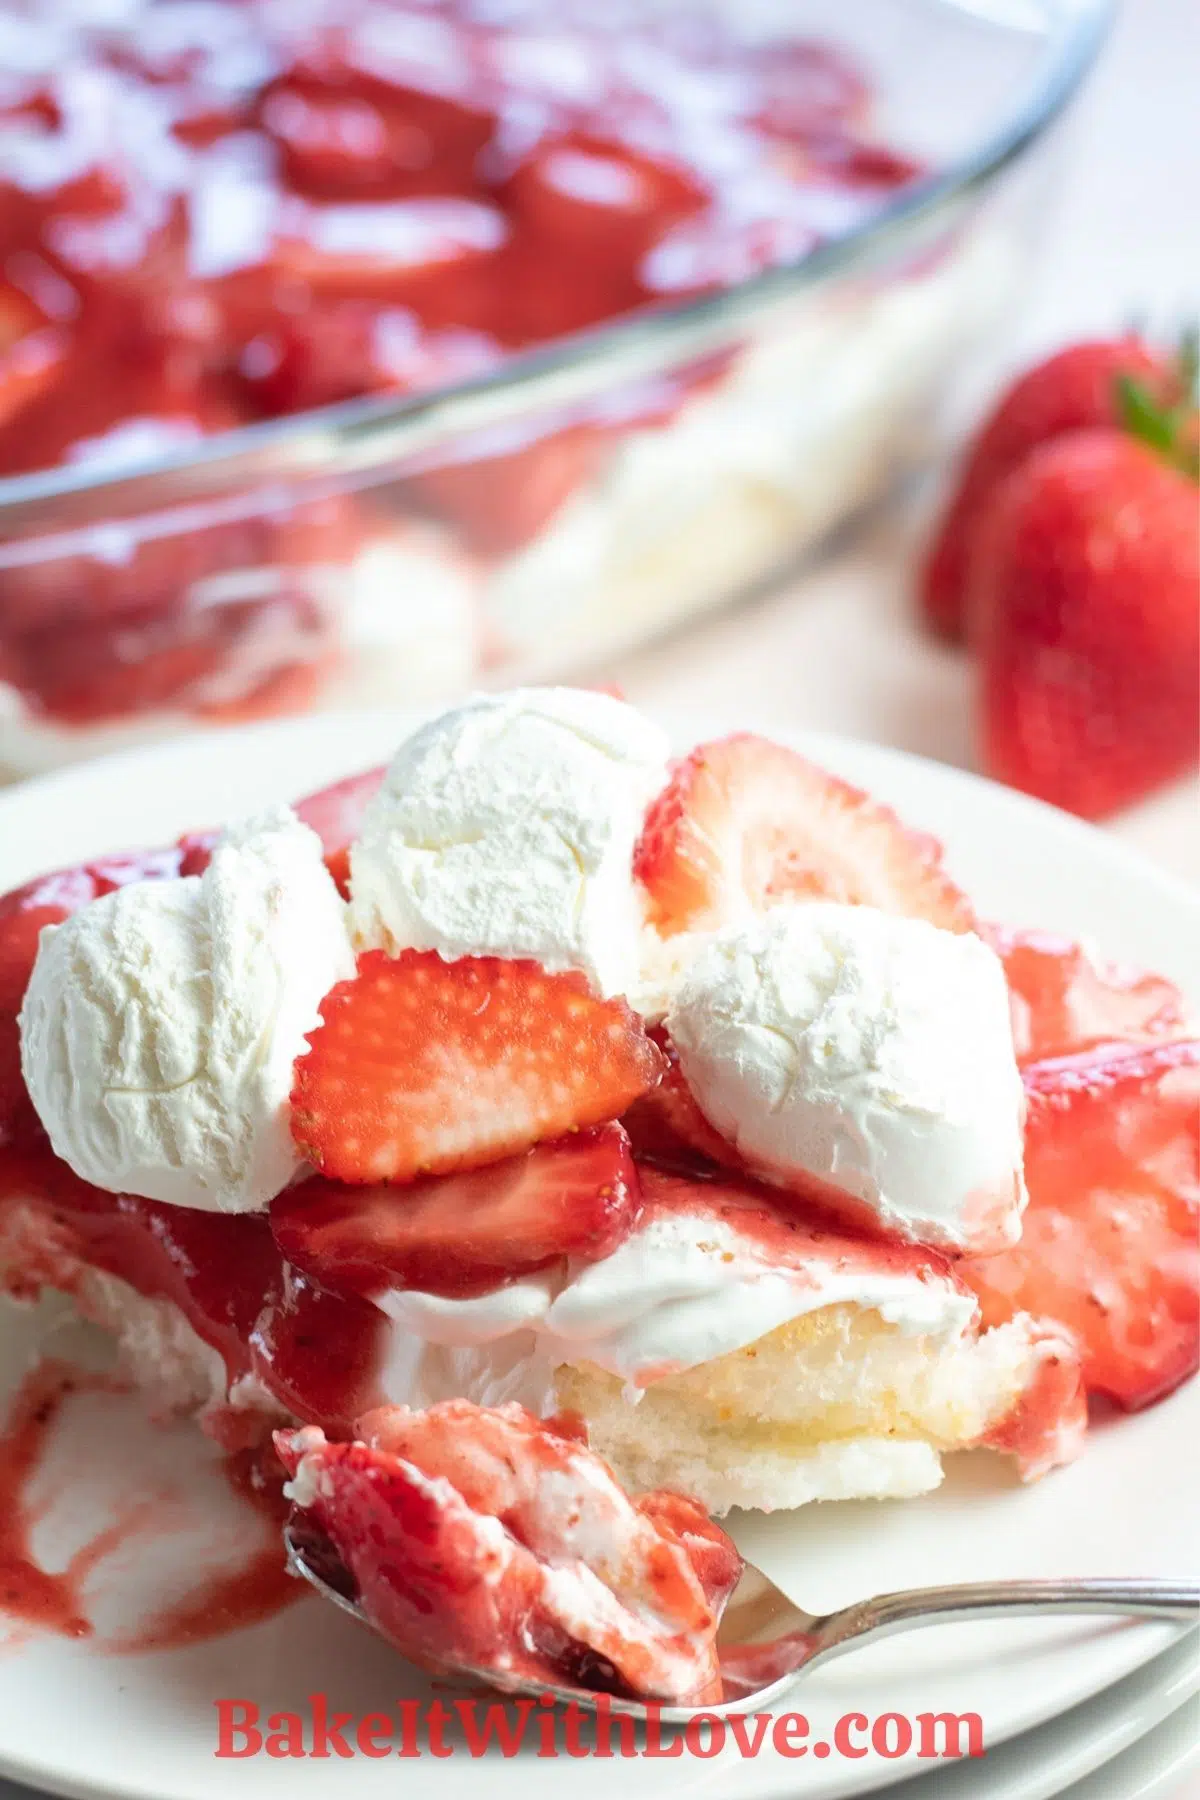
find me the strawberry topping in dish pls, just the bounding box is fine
[276,1400,741,1704]
[0,691,1195,1663]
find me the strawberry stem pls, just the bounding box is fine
[1116,329,1200,482]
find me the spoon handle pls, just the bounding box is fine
[815,1577,1200,1664]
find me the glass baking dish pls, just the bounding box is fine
[0,0,1111,780]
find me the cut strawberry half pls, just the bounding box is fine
[503,131,709,263]
[961,1039,1200,1410]
[990,924,1186,1062]
[275,1399,739,1702]
[293,765,385,853]
[271,1124,640,1299]
[290,950,666,1184]
[634,734,975,936]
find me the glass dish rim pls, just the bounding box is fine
[0,0,1113,535]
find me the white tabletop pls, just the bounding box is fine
[614,0,1200,890]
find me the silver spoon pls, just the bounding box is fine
[283,1523,1198,1723]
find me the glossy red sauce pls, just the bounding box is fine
[637,1165,959,1288]
[0,3,919,475]
[110,1445,303,1654]
[0,1360,304,1647]
[0,1360,131,1639]
[0,1140,390,1439]
[0,3,920,727]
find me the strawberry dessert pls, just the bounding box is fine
[0,689,1196,1681]
[0,1,993,778]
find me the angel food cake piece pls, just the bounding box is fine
[1,690,1195,1521]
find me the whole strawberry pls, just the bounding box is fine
[921,336,1179,639]
[971,413,1199,819]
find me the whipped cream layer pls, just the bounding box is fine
[373,1202,978,1409]
[667,903,1026,1252]
[19,806,354,1212]
[347,687,669,997]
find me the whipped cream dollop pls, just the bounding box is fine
[19,806,354,1213]
[667,904,1026,1252]
[374,1203,978,1407]
[347,687,669,997]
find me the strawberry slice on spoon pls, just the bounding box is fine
[275,1400,739,1704]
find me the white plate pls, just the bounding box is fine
[0,709,1197,1800]
[850,1630,1198,1800]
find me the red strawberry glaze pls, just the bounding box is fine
[0,1360,135,1639]
[0,1357,303,1647]
[0,5,921,729]
[0,1140,388,1441]
[636,1166,964,1288]
[989,924,1186,1063]
[110,1445,303,1654]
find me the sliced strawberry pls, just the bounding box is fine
[990,925,1186,1063]
[270,195,507,304]
[0,276,69,431]
[276,1428,544,1677]
[290,950,665,1184]
[292,765,386,857]
[961,1040,1200,1410]
[503,131,709,264]
[249,1265,388,1438]
[234,299,501,417]
[635,734,975,936]
[633,1489,743,1614]
[271,1124,639,1298]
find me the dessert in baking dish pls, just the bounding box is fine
[2,691,1195,1526]
[0,2,1002,775]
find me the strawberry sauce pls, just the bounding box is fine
[0,1361,128,1639]
[0,2,920,729]
[0,1358,304,1649]
[0,1139,390,1440]
[110,1447,302,1655]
